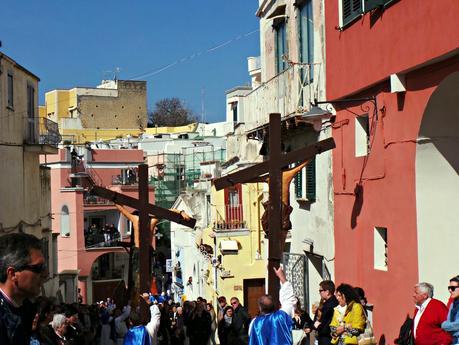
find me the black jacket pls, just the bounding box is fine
[0,292,37,345]
[314,295,338,344]
[231,305,250,344]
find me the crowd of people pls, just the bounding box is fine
[84,224,120,247]
[1,232,458,345]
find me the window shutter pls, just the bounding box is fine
[342,0,363,27]
[295,169,303,199]
[363,0,384,13]
[306,158,316,201]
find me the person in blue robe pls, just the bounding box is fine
[249,266,297,345]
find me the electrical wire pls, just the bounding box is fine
[127,28,259,80]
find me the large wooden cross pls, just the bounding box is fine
[88,164,196,319]
[213,113,335,303]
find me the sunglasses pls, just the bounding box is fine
[231,301,238,305]
[16,263,47,274]
[448,286,458,292]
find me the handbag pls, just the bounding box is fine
[358,318,377,345]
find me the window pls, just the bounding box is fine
[7,73,14,108]
[275,21,288,73]
[363,0,397,13]
[60,205,70,237]
[26,84,37,143]
[294,158,316,201]
[355,115,370,157]
[231,102,238,123]
[374,227,388,270]
[27,85,35,118]
[341,0,396,28]
[299,0,314,79]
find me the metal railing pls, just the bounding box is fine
[83,193,114,206]
[112,174,138,185]
[84,230,121,248]
[25,117,61,147]
[241,63,323,131]
[214,204,247,231]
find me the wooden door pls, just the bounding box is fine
[243,278,265,318]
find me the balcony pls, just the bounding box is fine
[214,204,247,231]
[241,63,323,131]
[84,192,114,206]
[25,117,61,153]
[112,173,138,186]
[84,228,122,249]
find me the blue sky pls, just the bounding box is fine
[1,1,260,123]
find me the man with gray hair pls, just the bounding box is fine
[50,313,68,344]
[0,233,47,345]
[412,282,452,345]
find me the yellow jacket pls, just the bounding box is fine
[330,301,366,344]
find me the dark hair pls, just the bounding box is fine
[320,280,336,294]
[223,305,234,315]
[258,295,275,315]
[450,275,459,284]
[354,287,367,304]
[0,233,42,283]
[218,296,227,303]
[336,284,360,305]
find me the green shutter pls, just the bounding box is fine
[342,0,362,27]
[306,158,316,201]
[295,169,303,199]
[363,0,384,13]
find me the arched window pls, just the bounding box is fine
[60,205,70,237]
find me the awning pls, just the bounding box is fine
[220,240,239,253]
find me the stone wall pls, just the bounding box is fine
[78,80,147,130]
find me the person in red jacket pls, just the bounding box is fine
[413,282,452,345]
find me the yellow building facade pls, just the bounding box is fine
[200,182,267,316]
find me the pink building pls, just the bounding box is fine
[46,147,154,304]
[325,0,459,341]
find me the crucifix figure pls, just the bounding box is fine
[259,160,310,251]
[214,113,335,303]
[88,164,196,320]
[115,204,191,250]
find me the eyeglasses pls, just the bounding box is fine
[16,263,47,274]
[448,286,458,292]
[231,301,238,305]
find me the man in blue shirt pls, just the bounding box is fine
[249,266,297,345]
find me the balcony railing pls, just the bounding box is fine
[214,204,247,231]
[112,174,138,185]
[25,117,61,147]
[241,63,323,131]
[84,229,122,248]
[84,193,114,206]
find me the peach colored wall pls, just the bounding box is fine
[91,149,144,162]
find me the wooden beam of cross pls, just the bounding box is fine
[88,164,196,321]
[213,114,335,304]
[214,137,335,190]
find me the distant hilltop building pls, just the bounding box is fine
[40,79,147,143]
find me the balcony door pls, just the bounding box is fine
[224,184,243,229]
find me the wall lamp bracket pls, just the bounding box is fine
[312,96,378,119]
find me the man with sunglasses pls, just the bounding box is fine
[0,233,48,345]
[442,276,459,345]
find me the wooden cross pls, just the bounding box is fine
[88,164,196,319]
[214,113,335,303]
